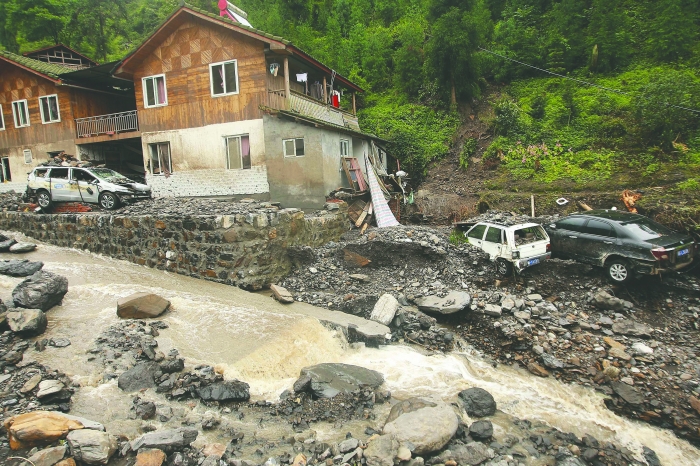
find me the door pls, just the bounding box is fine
[482,226,505,259]
[47,167,73,201]
[552,217,588,259]
[575,219,619,265]
[0,157,11,182]
[466,224,488,249]
[72,169,99,204]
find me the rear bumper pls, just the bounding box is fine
[515,253,552,271]
[631,258,694,276]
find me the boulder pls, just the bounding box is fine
[270,284,294,304]
[482,304,502,317]
[12,271,69,311]
[37,380,65,399]
[118,362,159,392]
[117,292,170,319]
[0,260,44,277]
[611,381,644,405]
[10,242,38,253]
[592,291,632,311]
[414,291,470,315]
[370,294,399,325]
[438,442,494,466]
[364,434,399,466]
[468,420,493,440]
[55,460,77,466]
[130,427,199,451]
[385,397,437,423]
[296,363,384,398]
[7,309,47,336]
[27,445,67,466]
[197,380,250,402]
[4,411,85,450]
[135,448,167,466]
[20,373,42,394]
[541,353,564,370]
[382,402,459,455]
[612,320,652,338]
[67,429,118,465]
[0,238,17,251]
[458,387,497,417]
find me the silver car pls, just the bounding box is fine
[27,166,151,210]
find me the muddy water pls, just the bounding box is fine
[2,239,699,465]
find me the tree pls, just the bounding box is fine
[645,0,698,62]
[587,0,631,72]
[424,0,492,106]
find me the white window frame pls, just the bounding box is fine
[209,60,239,97]
[224,134,251,170]
[38,94,61,124]
[0,104,5,131]
[12,100,30,128]
[283,138,305,157]
[142,74,168,108]
[340,139,349,157]
[23,149,32,164]
[148,142,172,175]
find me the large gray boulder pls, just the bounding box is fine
[414,291,470,315]
[197,380,250,402]
[130,427,199,452]
[0,260,44,277]
[611,381,644,405]
[7,309,47,336]
[382,402,459,455]
[0,238,17,251]
[438,442,495,465]
[385,397,437,423]
[612,320,652,338]
[67,429,118,465]
[295,363,384,398]
[364,434,399,466]
[117,292,170,319]
[117,362,158,392]
[370,294,400,325]
[12,270,69,311]
[458,387,497,417]
[27,445,67,466]
[10,242,38,254]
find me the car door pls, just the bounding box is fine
[552,217,588,259]
[466,224,488,250]
[72,169,99,204]
[481,226,505,259]
[47,167,74,202]
[575,219,619,265]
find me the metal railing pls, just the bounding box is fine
[267,90,359,130]
[75,110,139,138]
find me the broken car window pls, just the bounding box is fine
[73,170,96,182]
[467,224,487,240]
[485,227,503,243]
[514,226,547,245]
[91,168,131,183]
[49,168,69,179]
[34,168,48,178]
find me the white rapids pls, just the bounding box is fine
[1,237,698,465]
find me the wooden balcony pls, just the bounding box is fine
[75,110,139,139]
[267,90,360,131]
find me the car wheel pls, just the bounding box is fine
[36,190,53,210]
[496,259,513,277]
[606,259,631,283]
[99,192,120,210]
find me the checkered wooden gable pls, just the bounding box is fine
[0,76,49,104]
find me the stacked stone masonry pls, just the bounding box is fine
[146,166,270,198]
[0,207,349,289]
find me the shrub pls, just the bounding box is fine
[459,137,478,169]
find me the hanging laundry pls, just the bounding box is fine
[269,63,279,76]
[331,90,340,108]
[296,73,307,82]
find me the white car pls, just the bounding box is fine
[464,221,552,275]
[27,166,151,211]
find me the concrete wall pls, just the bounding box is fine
[264,114,366,209]
[0,206,350,289]
[141,119,270,197]
[0,139,78,194]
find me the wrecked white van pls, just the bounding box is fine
[464,222,552,276]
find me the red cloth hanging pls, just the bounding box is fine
[332,92,340,108]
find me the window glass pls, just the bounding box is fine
[143,75,167,107]
[211,61,238,96]
[284,138,305,157]
[295,138,305,156]
[585,219,616,237]
[50,168,69,179]
[0,104,5,130]
[34,168,49,178]
[485,227,502,243]
[556,217,588,233]
[73,170,96,182]
[12,100,29,127]
[621,218,674,240]
[468,224,487,240]
[340,139,349,157]
[148,143,172,175]
[284,140,295,157]
[39,95,60,123]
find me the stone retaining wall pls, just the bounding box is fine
[0,207,350,289]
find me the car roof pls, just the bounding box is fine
[562,210,647,223]
[472,221,542,230]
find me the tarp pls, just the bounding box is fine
[365,154,399,228]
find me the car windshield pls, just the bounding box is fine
[621,218,674,240]
[89,168,131,183]
[514,225,547,245]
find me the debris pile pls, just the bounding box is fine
[36,151,99,168]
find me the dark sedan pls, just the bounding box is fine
[545,210,697,283]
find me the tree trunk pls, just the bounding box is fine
[450,77,457,106]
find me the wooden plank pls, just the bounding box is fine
[283,57,290,98]
[355,203,370,227]
[341,157,355,190]
[360,222,369,234]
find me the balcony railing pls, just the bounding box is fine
[75,110,139,138]
[267,90,360,132]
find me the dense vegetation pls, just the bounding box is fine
[1,0,700,184]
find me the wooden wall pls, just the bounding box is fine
[69,87,135,120]
[133,17,269,133]
[0,62,76,148]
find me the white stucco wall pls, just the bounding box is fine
[140,119,270,198]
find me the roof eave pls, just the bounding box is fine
[0,55,61,83]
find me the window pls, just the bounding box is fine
[584,219,616,237]
[340,139,349,157]
[34,168,49,178]
[0,104,5,130]
[39,95,60,123]
[485,227,503,243]
[283,138,305,157]
[23,150,32,164]
[225,135,251,170]
[49,168,69,179]
[210,60,239,96]
[142,75,167,108]
[148,142,172,175]
[0,158,10,182]
[12,100,30,128]
[73,169,96,182]
[556,217,587,233]
[467,224,487,240]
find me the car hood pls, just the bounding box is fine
[113,181,151,193]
